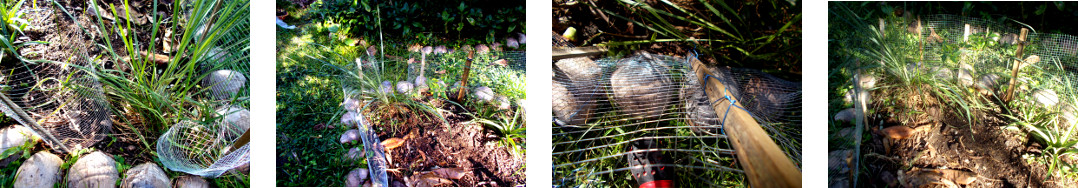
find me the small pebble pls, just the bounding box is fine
[380,81,394,94]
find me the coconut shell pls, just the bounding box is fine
[121,163,170,188]
[203,70,247,100]
[14,151,63,187]
[473,86,496,102]
[340,129,360,144]
[552,69,596,126]
[609,55,674,119]
[172,175,209,188]
[66,152,119,188]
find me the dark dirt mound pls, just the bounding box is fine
[858,87,1078,187]
[364,99,525,187]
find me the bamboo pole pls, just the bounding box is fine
[552,46,608,60]
[1004,28,1029,102]
[689,56,801,188]
[230,128,250,152]
[456,51,475,101]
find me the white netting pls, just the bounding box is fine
[156,120,249,177]
[551,51,802,187]
[155,0,251,178]
[0,61,112,153]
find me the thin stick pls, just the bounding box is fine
[230,128,250,152]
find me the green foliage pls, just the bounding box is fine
[305,0,524,42]
[473,109,525,157]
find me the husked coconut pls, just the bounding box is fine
[396,81,414,94]
[14,151,63,188]
[66,151,119,188]
[976,74,1001,95]
[552,70,596,126]
[203,70,247,100]
[957,63,974,87]
[380,81,394,94]
[834,108,857,124]
[120,163,170,188]
[506,37,520,49]
[609,54,674,119]
[1033,89,1059,107]
[473,86,495,102]
[172,175,209,188]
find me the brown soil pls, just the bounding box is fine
[856,86,1078,187]
[363,99,525,187]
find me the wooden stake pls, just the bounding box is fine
[456,51,475,101]
[230,128,251,152]
[918,17,924,63]
[689,56,801,188]
[1004,28,1029,102]
[552,46,608,60]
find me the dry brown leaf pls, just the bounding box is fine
[382,138,405,149]
[138,51,170,64]
[492,59,508,67]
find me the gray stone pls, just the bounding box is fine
[475,44,490,54]
[341,111,358,127]
[172,175,209,188]
[976,74,1001,93]
[1062,104,1077,125]
[66,151,119,188]
[855,73,877,89]
[14,151,63,188]
[121,163,170,188]
[343,97,361,112]
[414,75,428,93]
[203,70,247,100]
[473,86,495,102]
[433,46,448,54]
[829,149,853,175]
[517,33,527,44]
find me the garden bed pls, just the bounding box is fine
[365,99,524,186]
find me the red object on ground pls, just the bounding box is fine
[639,180,674,188]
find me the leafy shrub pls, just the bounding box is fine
[305,0,524,42]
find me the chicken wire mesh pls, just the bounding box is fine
[156,120,249,177]
[0,61,111,153]
[155,0,251,178]
[551,52,802,187]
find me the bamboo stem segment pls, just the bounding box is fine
[689,56,801,188]
[457,51,475,101]
[1004,28,1029,102]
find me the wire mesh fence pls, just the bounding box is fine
[552,51,802,187]
[0,61,111,153]
[830,13,1078,186]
